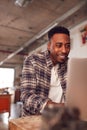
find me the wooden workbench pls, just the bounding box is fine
[9,114,87,130]
[9,115,42,130]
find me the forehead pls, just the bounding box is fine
[51,33,70,42]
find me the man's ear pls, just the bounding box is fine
[47,42,50,51]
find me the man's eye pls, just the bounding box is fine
[65,44,71,48]
[56,43,62,48]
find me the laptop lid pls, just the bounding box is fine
[65,58,87,121]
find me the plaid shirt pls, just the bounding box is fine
[20,50,68,116]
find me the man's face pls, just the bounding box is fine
[47,33,71,64]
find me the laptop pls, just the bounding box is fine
[65,58,87,121]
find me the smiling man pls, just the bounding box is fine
[21,26,71,116]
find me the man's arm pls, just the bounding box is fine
[20,56,48,115]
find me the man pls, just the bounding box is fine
[20,26,71,116]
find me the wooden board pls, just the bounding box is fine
[9,115,42,130]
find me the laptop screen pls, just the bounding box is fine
[65,58,87,121]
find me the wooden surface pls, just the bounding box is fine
[9,115,42,130]
[0,94,11,116]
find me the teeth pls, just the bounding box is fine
[59,55,65,58]
[60,55,65,57]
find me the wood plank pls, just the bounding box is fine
[9,115,42,130]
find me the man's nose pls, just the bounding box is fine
[62,45,66,53]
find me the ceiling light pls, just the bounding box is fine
[15,0,33,7]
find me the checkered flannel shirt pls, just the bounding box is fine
[20,50,68,116]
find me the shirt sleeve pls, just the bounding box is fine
[20,56,48,115]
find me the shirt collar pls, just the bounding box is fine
[45,50,53,68]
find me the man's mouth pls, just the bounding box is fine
[58,54,67,59]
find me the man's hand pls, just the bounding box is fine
[46,99,64,107]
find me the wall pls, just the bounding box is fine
[14,65,22,87]
[11,65,22,103]
[69,20,87,58]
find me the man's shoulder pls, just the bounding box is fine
[25,50,48,64]
[28,50,48,60]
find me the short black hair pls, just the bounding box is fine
[48,26,70,39]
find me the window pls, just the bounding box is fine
[0,68,15,88]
